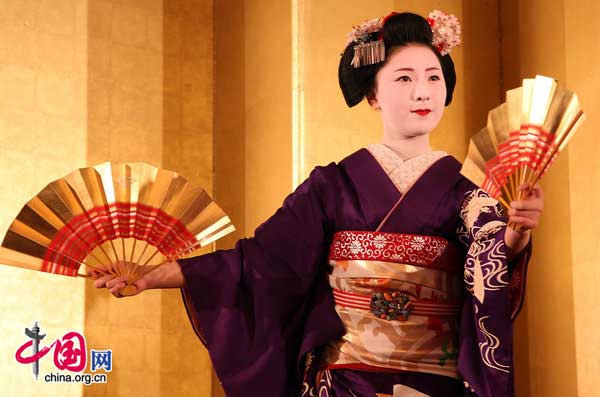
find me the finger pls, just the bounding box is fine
[531,183,544,199]
[509,201,527,211]
[507,209,541,219]
[106,275,129,289]
[131,278,148,293]
[510,199,544,211]
[519,183,543,198]
[508,216,537,230]
[94,274,115,288]
[88,269,107,279]
[109,282,127,298]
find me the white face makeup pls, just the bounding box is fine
[369,44,447,140]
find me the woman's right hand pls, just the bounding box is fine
[90,260,184,298]
[90,261,155,298]
[91,272,148,298]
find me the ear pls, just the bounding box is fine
[366,91,381,111]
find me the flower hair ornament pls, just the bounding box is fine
[427,10,461,56]
[347,10,462,68]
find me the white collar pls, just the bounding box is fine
[366,144,448,194]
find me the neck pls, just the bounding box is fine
[380,133,432,161]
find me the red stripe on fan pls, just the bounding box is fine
[42,203,198,274]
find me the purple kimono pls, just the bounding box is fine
[178,148,530,397]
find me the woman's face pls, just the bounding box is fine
[369,44,446,138]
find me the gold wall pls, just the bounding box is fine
[84,0,215,396]
[242,0,293,232]
[214,0,245,252]
[0,0,87,395]
[565,2,600,394]
[214,0,293,240]
[0,0,216,396]
[85,0,164,390]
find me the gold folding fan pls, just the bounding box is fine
[461,75,585,210]
[0,162,235,295]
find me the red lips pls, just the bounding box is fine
[412,109,431,116]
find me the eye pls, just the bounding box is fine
[395,75,411,82]
[429,75,441,81]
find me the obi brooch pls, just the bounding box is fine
[370,290,413,321]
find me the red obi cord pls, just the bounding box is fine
[333,288,461,318]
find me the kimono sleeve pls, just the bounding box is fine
[456,188,532,320]
[176,164,338,396]
[455,187,532,397]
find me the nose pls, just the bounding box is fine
[412,80,430,102]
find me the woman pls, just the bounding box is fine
[94,11,543,397]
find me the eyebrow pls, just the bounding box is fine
[393,67,441,72]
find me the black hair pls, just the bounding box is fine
[338,12,456,107]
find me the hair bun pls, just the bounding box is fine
[338,43,379,107]
[381,13,433,46]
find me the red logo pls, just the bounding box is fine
[16,323,87,376]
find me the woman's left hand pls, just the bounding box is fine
[507,183,544,231]
[504,183,544,260]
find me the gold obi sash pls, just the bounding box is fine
[321,231,464,379]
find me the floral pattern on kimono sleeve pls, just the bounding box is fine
[456,187,531,320]
[456,187,514,396]
[456,188,509,307]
